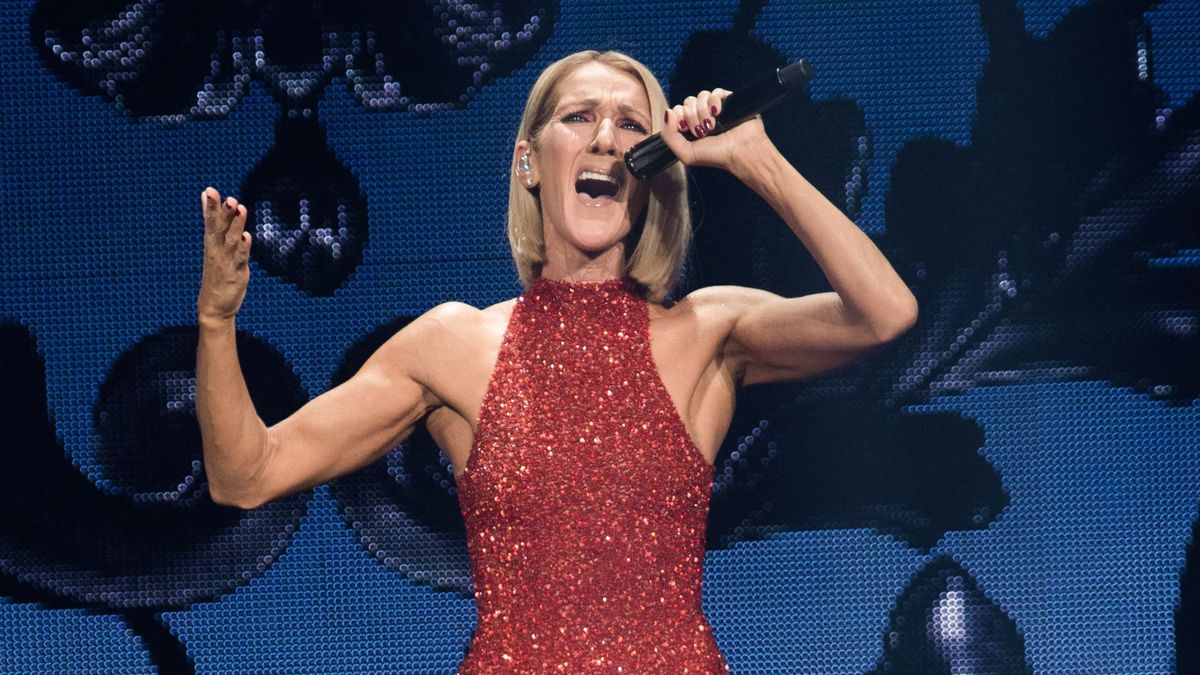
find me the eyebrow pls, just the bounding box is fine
[556,97,649,120]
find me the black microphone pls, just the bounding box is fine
[624,59,815,180]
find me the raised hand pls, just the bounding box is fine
[198,187,252,325]
[660,88,773,175]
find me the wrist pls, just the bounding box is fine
[730,140,788,194]
[198,311,236,332]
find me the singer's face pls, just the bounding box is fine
[533,63,653,257]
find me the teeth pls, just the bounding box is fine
[578,170,618,185]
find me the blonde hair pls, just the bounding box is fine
[506,50,690,302]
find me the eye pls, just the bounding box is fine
[562,111,589,123]
[621,120,648,134]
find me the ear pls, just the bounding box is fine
[513,140,538,189]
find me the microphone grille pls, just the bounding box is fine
[778,59,815,88]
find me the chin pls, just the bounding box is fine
[563,215,632,253]
[570,234,628,257]
[543,185,646,256]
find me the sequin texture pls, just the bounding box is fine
[456,277,728,673]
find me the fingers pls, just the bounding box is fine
[669,104,687,136]
[673,90,726,140]
[201,188,253,267]
[201,187,219,210]
[201,187,250,241]
[661,87,737,169]
[709,88,731,119]
[219,196,240,239]
[680,96,701,137]
[234,221,252,266]
[696,91,714,131]
[225,202,248,247]
[202,187,222,235]
[661,107,693,165]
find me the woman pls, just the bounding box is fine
[196,50,917,673]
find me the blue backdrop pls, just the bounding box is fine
[2,0,1199,672]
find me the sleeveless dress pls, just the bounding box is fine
[456,276,729,674]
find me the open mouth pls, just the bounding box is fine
[575,169,621,200]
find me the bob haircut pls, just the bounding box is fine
[506,50,690,302]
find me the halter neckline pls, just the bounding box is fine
[529,275,640,297]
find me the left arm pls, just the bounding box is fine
[663,91,918,386]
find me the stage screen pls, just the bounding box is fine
[2,0,1198,672]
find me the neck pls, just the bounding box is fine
[539,227,628,283]
[540,250,625,283]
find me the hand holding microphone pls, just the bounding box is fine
[626,59,815,179]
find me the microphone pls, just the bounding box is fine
[624,59,815,180]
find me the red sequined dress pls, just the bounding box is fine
[456,276,728,674]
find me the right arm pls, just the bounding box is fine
[199,316,442,510]
[196,188,442,509]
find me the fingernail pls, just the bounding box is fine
[678,120,688,132]
[704,118,715,131]
[711,106,719,116]
[664,110,669,123]
[694,125,705,137]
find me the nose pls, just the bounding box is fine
[589,118,619,156]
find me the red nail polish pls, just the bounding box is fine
[694,125,705,137]
[711,106,719,116]
[704,118,715,131]
[678,120,688,132]
[664,110,669,123]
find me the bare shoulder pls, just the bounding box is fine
[369,301,474,358]
[479,296,520,322]
[362,299,515,386]
[667,284,777,329]
[425,296,513,336]
[661,285,789,383]
[647,285,770,364]
[387,298,514,342]
[679,284,778,307]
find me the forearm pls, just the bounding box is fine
[733,144,918,338]
[195,316,271,506]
